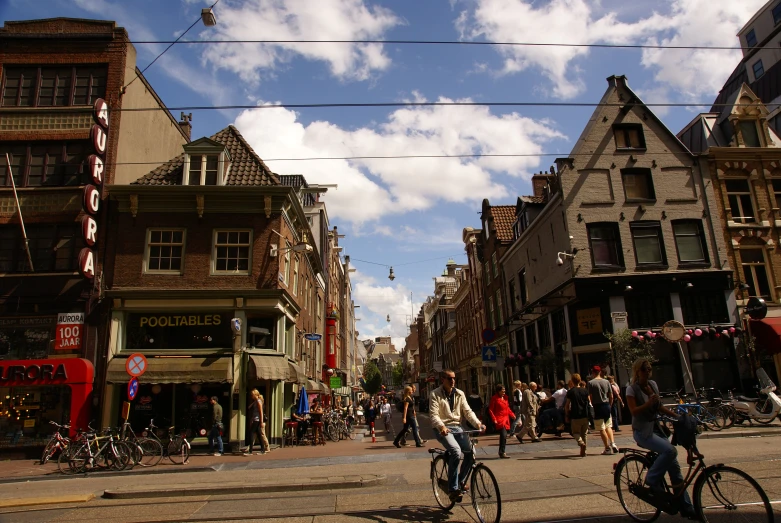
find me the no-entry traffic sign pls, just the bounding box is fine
[125,353,147,378]
[128,377,139,401]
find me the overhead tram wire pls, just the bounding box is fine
[350,254,466,269]
[89,38,744,52]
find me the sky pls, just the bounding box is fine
[1,0,767,349]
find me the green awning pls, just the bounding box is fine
[106,357,232,384]
[248,354,288,381]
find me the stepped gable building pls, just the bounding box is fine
[679,83,781,385]
[500,75,736,393]
[0,17,188,450]
[104,125,325,449]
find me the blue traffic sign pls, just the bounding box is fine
[304,333,322,341]
[482,346,497,361]
[127,377,139,401]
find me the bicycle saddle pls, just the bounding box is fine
[736,395,759,402]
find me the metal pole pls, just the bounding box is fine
[6,153,34,272]
[676,341,696,396]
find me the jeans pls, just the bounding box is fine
[395,416,422,446]
[497,427,507,455]
[510,412,523,434]
[208,424,224,454]
[434,426,474,492]
[633,429,693,512]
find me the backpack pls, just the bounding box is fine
[672,412,700,451]
[396,400,405,413]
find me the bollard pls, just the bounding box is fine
[371,421,376,443]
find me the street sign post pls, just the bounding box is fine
[125,353,147,378]
[482,346,497,367]
[127,377,139,401]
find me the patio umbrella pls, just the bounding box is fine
[296,388,309,415]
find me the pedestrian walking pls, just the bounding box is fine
[564,373,590,457]
[587,366,618,455]
[208,396,224,456]
[380,397,394,435]
[608,375,623,432]
[488,383,515,458]
[365,400,377,428]
[517,382,541,443]
[509,381,524,435]
[394,386,424,448]
[244,389,270,455]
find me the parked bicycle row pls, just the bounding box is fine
[40,418,190,474]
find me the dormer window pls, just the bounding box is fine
[188,154,219,185]
[182,137,231,186]
[739,121,761,147]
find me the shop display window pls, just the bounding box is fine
[125,313,232,351]
[0,326,53,360]
[0,386,70,447]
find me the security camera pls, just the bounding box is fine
[569,235,574,240]
[556,255,564,266]
[556,252,575,266]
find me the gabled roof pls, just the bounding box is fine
[133,125,280,186]
[490,205,516,242]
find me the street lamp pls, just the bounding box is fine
[201,7,217,26]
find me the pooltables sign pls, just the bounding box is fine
[55,312,85,350]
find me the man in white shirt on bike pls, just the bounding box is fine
[429,369,485,500]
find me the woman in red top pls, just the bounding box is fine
[488,383,516,459]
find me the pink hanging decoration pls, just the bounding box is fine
[632,331,638,337]
[694,328,703,337]
[722,330,729,337]
[683,334,691,342]
[729,327,736,333]
[526,351,532,358]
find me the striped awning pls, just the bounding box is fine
[248,354,288,381]
[287,361,307,384]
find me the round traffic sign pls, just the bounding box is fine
[125,353,148,378]
[127,377,139,401]
[481,328,496,344]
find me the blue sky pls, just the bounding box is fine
[1,0,767,347]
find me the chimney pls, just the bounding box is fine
[179,112,192,141]
[531,171,553,197]
[446,258,456,277]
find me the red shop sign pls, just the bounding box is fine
[0,358,94,386]
[55,312,85,350]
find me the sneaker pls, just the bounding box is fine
[213,452,221,456]
[611,444,619,454]
[601,448,613,455]
[255,451,264,455]
[242,451,251,456]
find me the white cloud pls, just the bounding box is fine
[455,0,765,101]
[234,96,563,223]
[351,270,418,349]
[200,0,401,84]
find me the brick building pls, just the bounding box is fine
[679,83,781,386]
[0,18,187,450]
[103,125,324,449]
[500,76,737,393]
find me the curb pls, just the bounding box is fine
[698,427,781,439]
[0,493,95,509]
[0,466,215,485]
[102,474,387,499]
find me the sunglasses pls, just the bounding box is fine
[444,376,456,381]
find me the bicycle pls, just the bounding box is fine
[118,419,163,467]
[614,417,773,523]
[663,389,726,432]
[40,421,70,465]
[144,419,190,464]
[66,427,133,473]
[430,429,501,523]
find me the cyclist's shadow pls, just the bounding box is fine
[344,505,460,522]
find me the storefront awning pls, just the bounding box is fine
[106,357,232,384]
[750,318,781,355]
[248,354,288,381]
[287,361,307,384]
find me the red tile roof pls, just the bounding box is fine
[490,205,516,242]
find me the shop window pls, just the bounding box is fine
[145,229,185,273]
[125,313,232,351]
[648,339,683,393]
[630,221,666,266]
[613,124,646,150]
[672,220,708,264]
[687,337,737,391]
[495,289,503,327]
[212,229,251,274]
[680,290,730,325]
[741,248,773,300]
[0,224,78,273]
[247,317,275,349]
[0,142,89,187]
[0,386,71,447]
[1,65,106,107]
[725,179,755,223]
[622,169,655,201]
[587,222,623,269]
[625,294,673,329]
[538,316,551,350]
[772,179,781,208]
[0,319,55,360]
[508,279,517,312]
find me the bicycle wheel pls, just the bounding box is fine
[719,404,735,429]
[41,438,58,465]
[326,423,339,442]
[167,438,190,464]
[66,444,91,474]
[471,464,501,523]
[57,444,80,475]
[431,455,456,511]
[700,407,725,431]
[614,454,662,522]
[693,465,773,523]
[107,441,133,471]
[138,438,163,467]
[346,423,356,440]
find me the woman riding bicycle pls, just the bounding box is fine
[626,358,695,518]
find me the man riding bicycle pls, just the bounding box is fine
[429,369,486,501]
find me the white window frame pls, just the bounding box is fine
[282,241,291,285]
[292,255,300,295]
[143,228,186,274]
[183,152,229,186]
[741,247,774,301]
[211,228,252,275]
[725,178,756,224]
